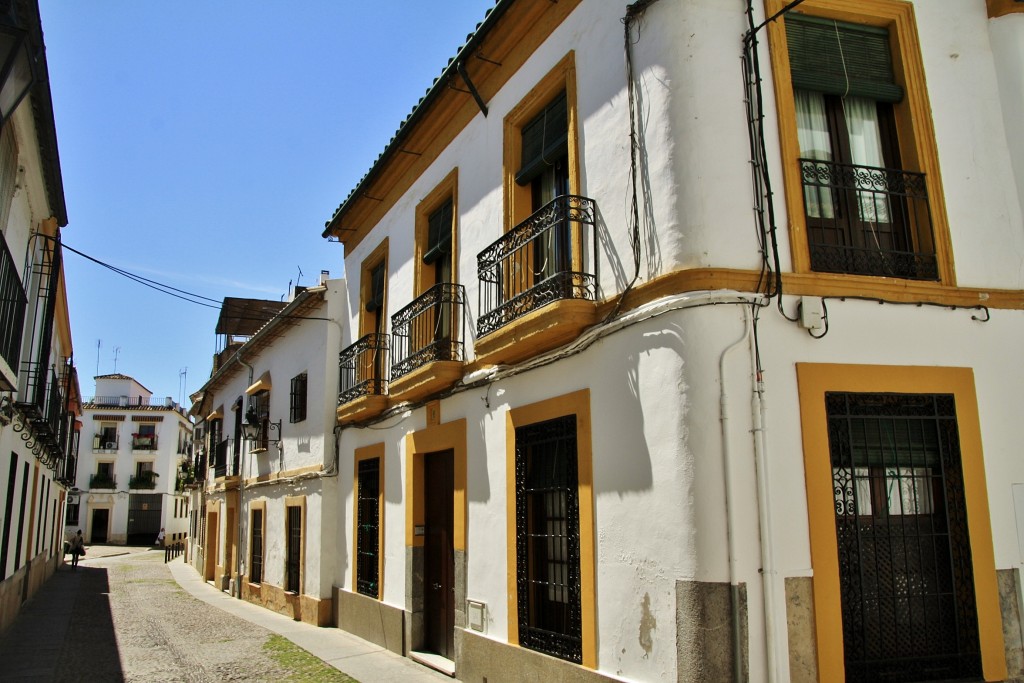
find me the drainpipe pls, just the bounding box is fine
[235,353,255,599]
[749,326,781,683]
[719,307,751,683]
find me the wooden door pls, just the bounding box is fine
[424,450,455,659]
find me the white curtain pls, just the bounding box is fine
[795,90,834,219]
[843,96,890,223]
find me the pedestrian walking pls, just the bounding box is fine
[69,530,85,570]
[155,527,165,548]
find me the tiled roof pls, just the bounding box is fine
[322,0,508,236]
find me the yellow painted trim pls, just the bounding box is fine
[359,238,390,338]
[247,499,266,586]
[245,372,272,395]
[284,495,307,596]
[764,0,955,285]
[503,51,581,250]
[206,407,224,421]
[796,363,1006,682]
[413,167,459,296]
[353,443,385,599]
[506,389,596,669]
[404,419,468,552]
[987,0,1024,18]
[244,464,322,486]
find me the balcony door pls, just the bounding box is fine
[423,450,455,660]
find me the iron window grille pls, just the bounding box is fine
[0,229,26,377]
[286,505,301,594]
[390,283,466,381]
[514,414,583,664]
[338,333,389,406]
[289,373,307,423]
[826,392,980,682]
[477,195,597,338]
[356,457,381,598]
[213,438,230,479]
[250,509,263,584]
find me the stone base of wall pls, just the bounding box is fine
[785,576,818,683]
[242,579,332,626]
[999,568,1024,682]
[676,579,748,683]
[0,552,59,635]
[335,587,404,654]
[458,629,621,682]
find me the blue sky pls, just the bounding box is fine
[39,0,496,404]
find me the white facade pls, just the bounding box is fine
[187,278,344,625]
[0,0,78,636]
[320,1,1024,682]
[68,374,192,546]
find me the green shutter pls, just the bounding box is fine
[423,198,453,265]
[786,14,903,103]
[515,90,568,185]
[365,262,385,313]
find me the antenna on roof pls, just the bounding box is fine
[297,265,304,286]
[179,367,187,405]
[95,339,101,378]
[112,346,121,372]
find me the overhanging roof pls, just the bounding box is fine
[215,298,288,336]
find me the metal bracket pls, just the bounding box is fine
[456,60,488,117]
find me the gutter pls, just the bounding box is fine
[322,0,515,238]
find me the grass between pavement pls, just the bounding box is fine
[262,634,358,682]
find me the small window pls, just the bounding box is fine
[65,500,79,525]
[252,390,270,451]
[289,373,307,423]
[286,505,302,593]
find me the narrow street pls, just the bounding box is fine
[0,551,353,682]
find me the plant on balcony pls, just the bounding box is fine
[128,470,159,490]
[89,473,116,490]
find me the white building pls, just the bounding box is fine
[316,1,1024,682]
[187,275,345,626]
[68,374,191,546]
[0,0,79,636]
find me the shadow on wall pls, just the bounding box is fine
[0,566,124,679]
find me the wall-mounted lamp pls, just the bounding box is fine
[242,404,281,451]
[0,1,37,130]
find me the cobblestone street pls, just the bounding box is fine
[0,551,353,682]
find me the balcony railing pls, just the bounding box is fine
[477,195,597,337]
[132,434,158,451]
[212,438,231,479]
[391,283,466,381]
[338,333,389,405]
[799,159,938,280]
[93,435,120,451]
[89,473,117,490]
[0,232,26,378]
[129,470,159,490]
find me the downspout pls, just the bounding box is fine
[719,306,752,683]
[235,352,254,599]
[749,327,781,683]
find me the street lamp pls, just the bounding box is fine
[0,1,37,129]
[242,404,281,450]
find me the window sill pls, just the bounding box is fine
[474,298,597,366]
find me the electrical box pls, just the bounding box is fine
[800,296,825,331]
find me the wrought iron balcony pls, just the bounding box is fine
[477,195,597,337]
[391,283,466,382]
[129,470,159,490]
[89,473,117,490]
[799,159,938,280]
[132,434,158,451]
[212,438,231,479]
[0,231,26,382]
[338,333,389,406]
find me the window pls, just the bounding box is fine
[768,0,950,283]
[97,423,118,450]
[355,456,381,598]
[252,389,270,452]
[134,423,157,450]
[515,415,582,664]
[289,373,307,423]
[65,499,79,525]
[285,504,302,593]
[2,455,16,578]
[250,508,263,584]
[0,125,17,233]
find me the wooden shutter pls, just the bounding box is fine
[423,199,453,265]
[786,14,903,103]
[516,91,569,185]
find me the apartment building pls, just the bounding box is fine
[66,374,191,546]
[318,1,1024,682]
[0,0,79,635]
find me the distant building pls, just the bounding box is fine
[186,274,345,626]
[67,374,191,546]
[0,0,79,635]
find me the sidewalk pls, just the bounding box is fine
[165,557,453,683]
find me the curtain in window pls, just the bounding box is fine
[843,96,891,224]
[796,90,834,220]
